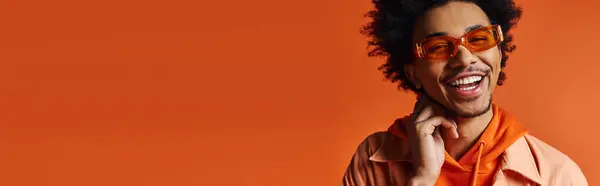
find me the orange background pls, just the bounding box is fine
[0,0,597,185]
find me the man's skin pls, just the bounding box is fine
[403,2,504,185]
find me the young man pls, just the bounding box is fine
[341,0,587,185]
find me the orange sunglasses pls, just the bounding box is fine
[414,24,504,60]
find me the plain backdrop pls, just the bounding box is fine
[0,0,598,185]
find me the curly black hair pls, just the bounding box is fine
[361,0,522,92]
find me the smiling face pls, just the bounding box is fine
[407,1,502,118]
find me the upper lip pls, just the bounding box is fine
[443,71,486,84]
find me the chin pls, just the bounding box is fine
[449,96,492,118]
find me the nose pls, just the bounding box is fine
[448,45,477,68]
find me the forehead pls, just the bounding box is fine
[413,1,491,40]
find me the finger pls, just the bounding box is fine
[415,116,459,138]
[433,126,441,137]
[433,117,459,139]
[443,119,459,139]
[414,94,435,122]
[414,105,434,122]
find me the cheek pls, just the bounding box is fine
[477,48,502,70]
[416,62,446,85]
[476,48,502,82]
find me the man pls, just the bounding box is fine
[341,0,587,185]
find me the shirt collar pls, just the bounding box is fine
[502,136,542,184]
[368,133,542,184]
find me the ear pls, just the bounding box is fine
[404,63,422,89]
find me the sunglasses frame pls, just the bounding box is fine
[414,24,504,60]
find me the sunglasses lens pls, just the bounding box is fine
[422,39,455,59]
[419,26,502,60]
[466,28,500,51]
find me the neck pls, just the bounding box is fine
[441,107,494,160]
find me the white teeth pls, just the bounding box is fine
[459,85,477,90]
[452,79,463,85]
[451,76,482,85]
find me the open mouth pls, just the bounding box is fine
[449,75,483,90]
[444,74,486,99]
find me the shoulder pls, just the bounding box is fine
[524,134,573,164]
[352,129,409,163]
[353,131,391,156]
[342,131,410,185]
[523,134,588,185]
[351,116,415,161]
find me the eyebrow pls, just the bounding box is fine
[424,24,485,39]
